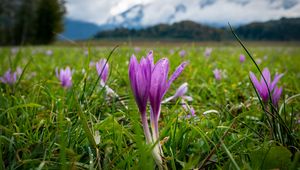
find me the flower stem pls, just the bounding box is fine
[151,121,163,169]
[141,112,152,144]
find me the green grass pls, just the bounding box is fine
[0,44,299,169]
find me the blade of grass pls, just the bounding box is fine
[15,57,33,89]
[228,23,274,109]
[199,119,236,168]
[220,141,240,170]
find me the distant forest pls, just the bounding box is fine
[94,17,300,41]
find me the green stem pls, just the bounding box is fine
[59,90,66,170]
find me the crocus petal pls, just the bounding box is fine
[272,86,282,106]
[129,55,139,94]
[96,59,109,83]
[250,68,284,105]
[239,54,246,63]
[0,69,18,85]
[57,67,72,88]
[167,62,188,89]
[213,68,222,81]
[173,82,188,98]
[182,96,193,101]
[190,107,195,116]
[260,68,272,101]
[179,50,186,57]
[204,48,212,57]
[270,73,283,91]
[55,68,59,78]
[150,58,169,121]
[129,56,141,106]
[147,51,155,69]
[162,83,192,103]
[250,72,264,99]
[137,57,151,107]
[261,68,271,87]
[0,77,6,83]
[162,96,175,103]
[129,55,151,114]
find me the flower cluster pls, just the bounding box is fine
[129,51,187,166]
[204,47,212,58]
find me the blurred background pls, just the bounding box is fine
[1,0,300,45]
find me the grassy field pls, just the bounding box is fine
[0,43,299,169]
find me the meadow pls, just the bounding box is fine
[0,42,299,169]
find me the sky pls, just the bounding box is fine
[65,0,300,26]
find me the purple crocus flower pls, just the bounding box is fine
[182,102,196,118]
[249,68,283,106]
[213,68,222,81]
[84,50,89,56]
[89,61,96,68]
[16,67,23,76]
[162,82,192,103]
[96,59,109,84]
[134,47,141,53]
[129,51,187,166]
[95,59,126,109]
[11,47,19,55]
[162,82,195,118]
[256,58,262,65]
[56,67,72,88]
[148,52,187,166]
[240,54,246,63]
[179,50,186,57]
[46,50,53,56]
[0,69,17,85]
[129,52,152,143]
[204,48,212,58]
[149,55,187,139]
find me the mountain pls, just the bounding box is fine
[106,4,144,29]
[94,17,300,41]
[63,0,300,40]
[60,18,101,40]
[101,0,300,29]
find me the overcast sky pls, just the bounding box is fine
[65,0,300,26]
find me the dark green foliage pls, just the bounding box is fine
[35,0,65,44]
[0,0,65,45]
[94,18,300,41]
[95,20,224,41]
[236,17,300,41]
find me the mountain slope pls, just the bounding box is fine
[61,18,101,40]
[100,0,300,28]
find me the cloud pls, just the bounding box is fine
[65,0,117,24]
[66,0,300,26]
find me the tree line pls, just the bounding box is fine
[0,0,65,45]
[94,17,300,41]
